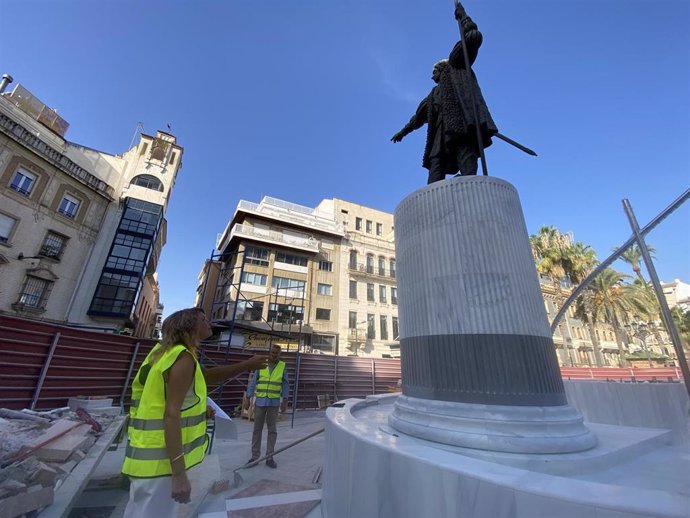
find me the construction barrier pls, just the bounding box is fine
[0,314,683,413]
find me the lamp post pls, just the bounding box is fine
[625,320,654,368]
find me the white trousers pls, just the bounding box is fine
[123,474,180,518]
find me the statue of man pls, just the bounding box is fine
[391,4,498,184]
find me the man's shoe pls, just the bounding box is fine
[266,459,277,469]
[246,458,259,466]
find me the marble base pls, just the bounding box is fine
[389,394,597,453]
[322,394,690,518]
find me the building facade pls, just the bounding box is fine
[0,76,182,337]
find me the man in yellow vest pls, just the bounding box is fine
[245,344,289,468]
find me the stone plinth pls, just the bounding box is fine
[389,176,596,453]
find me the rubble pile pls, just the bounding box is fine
[0,399,120,518]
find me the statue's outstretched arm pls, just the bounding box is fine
[391,95,430,142]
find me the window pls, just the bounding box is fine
[349,280,357,299]
[90,272,139,315]
[244,246,269,266]
[391,287,398,305]
[58,194,80,219]
[140,143,148,156]
[0,213,17,244]
[106,234,152,272]
[392,317,399,340]
[367,283,375,302]
[355,218,362,231]
[378,257,386,276]
[241,272,267,286]
[316,308,331,320]
[90,199,162,317]
[380,315,388,340]
[311,335,335,353]
[366,220,372,233]
[349,250,358,270]
[10,169,37,196]
[271,276,305,291]
[169,152,177,165]
[275,251,308,267]
[268,303,303,324]
[318,260,333,272]
[236,300,264,321]
[130,174,163,192]
[390,259,396,278]
[376,223,383,236]
[367,313,375,339]
[349,311,357,329]
[366,254,374,274]
[17,276,53,309]
[39,232,67,260]
[317,283,332,296]
[379,285,387,303]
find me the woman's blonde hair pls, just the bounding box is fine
[150,307,205,364]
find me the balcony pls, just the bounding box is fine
[237,198,345,236]
[231,223,319,253]
[348,262,396,280]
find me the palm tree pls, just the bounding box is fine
[530,226,599,365]
[614,243,656,285]
[574,292,605,367]
[574,269,659,367]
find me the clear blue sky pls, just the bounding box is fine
[1,1,688,316]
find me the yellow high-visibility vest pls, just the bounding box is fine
[122,343,207,478]
[255,361,286,399]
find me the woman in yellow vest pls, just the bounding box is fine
[122,307,266,517]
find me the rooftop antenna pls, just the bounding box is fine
[129,122,144,149]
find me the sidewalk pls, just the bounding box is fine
[70,410,327,518]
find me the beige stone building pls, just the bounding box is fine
[331,199,399,358]
[208,197,345,353]
[0,75,182,337]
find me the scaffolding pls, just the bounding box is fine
[196,247,308,426]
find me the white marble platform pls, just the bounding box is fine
[322,394,690,518]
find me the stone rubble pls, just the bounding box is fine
[0,403,120,518]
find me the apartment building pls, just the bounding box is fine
[0,75,182,337]
[332,199,399,357]
[209,197,346,353]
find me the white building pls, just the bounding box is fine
[0,75,182,336]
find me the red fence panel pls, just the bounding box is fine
[0,314,683,414]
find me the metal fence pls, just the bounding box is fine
[0,314,682,413]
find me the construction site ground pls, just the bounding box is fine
[71,410,327,518]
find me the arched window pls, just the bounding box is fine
[130,174,163,192]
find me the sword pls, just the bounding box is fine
[494,132,538,156]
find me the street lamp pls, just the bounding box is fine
[624,320,654,368]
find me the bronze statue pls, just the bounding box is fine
[391,3,498,184]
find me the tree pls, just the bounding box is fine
[671,306,690,358]
[614,243,656,285]
[530,226,599,365]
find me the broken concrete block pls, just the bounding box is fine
[55,460,77,474]
[68,397,113,412]
[79,435,97,451]
[28,462,58,487]
[0,479,26,499]
[35,425,91,462]
[0,485,53,518]
[68,449,86,463]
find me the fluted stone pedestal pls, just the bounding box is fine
[388,176,596,453]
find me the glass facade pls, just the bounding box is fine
[89,198,163,317]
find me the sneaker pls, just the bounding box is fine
[265,459,277,469]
